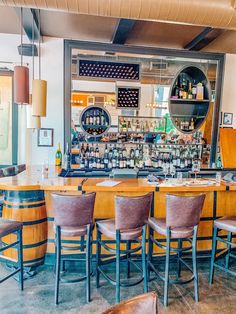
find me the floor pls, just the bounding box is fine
[0,259,236,314]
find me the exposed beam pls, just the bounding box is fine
[14,8,41,42]
[184,27,213,50]
[112,19,136,44]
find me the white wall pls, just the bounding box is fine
[221,54,236,128]
[0,33,63,165]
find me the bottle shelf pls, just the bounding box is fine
[170,98,209,103]
[83,124,107,129]
[172,115,205,119]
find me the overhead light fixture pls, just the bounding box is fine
[27,10,40,129]
[32,10,47,117]
[14,7,29,105]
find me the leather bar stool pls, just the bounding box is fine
[102,292,158,314]
[51,192,96,305]
[210,216,236,284]
[0,219,23,289]
[147,193,205,307]
[96,193,153,304]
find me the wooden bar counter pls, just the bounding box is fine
[0,166,235,266]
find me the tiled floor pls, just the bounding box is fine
[0,260,236,314]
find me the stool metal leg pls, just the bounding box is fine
[147,227,154,281]
[96,229,101,288]
[164,228,171,307]
[126,240,131,279]
[55,226,61,305]
[209,226,218,285]
[142,225,148,293]
[116,230,121,304]
[225,232,232,269]
[192,226,199,303]
[86,224,91,303]
[177,238,182,279]
[17,229,24,291]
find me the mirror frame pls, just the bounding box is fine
[64,39,225,165]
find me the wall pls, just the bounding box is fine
[220,54,236,128]
[0,33,63,165]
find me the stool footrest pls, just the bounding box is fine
[0,267,20,283]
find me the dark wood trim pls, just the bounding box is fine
[64,40,225,164]
[184,27,213,50]
[112,19,136,44]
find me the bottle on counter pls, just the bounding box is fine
[64,143,71,170]
[196,82,204,100]
[55,143,62,166]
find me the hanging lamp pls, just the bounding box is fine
[27,15,41,129]
[14,7,29,105]
[32,10,47,117]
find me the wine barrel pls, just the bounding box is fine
[2,190,47,266]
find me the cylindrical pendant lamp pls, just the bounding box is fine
[32,79,47,117]
[27,105,41,129]
[27,94,41,129]
[14,65,29,105]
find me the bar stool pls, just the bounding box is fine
[147,193,205,307]
[0,219,23,289]
[209,216,236,284]
[51,192,96,305]
[102,292,158,314]
[96,193,153,304]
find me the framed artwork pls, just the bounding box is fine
[223,112,233,125]
[38,128,54,147]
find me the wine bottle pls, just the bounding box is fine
[64,143,71,170]
[55,143,62,166]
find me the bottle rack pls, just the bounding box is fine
[169,65,211,134]
[118,115,166,133]
[79,105,111,137]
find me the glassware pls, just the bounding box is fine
[216,172,221,185]
[163,164,168,182]
[192,159,201,182]
[42,160,49,178]
[170,165,176,179]
[177,171,183,182]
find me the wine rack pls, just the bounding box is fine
[116,87,140,109]
[79,105,111,137]
[78,59,140,81]
[169,65,210,134]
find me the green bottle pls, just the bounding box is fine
[55,143,62,166]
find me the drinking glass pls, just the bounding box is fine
[163,164,168,182]
[216,172,221,185]
[170,166,176,179]
[192,159,200,182]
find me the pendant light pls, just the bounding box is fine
[14,7,29,105]
[32,10,47,117]
[27,13,41,129]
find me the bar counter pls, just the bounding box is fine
[0,166,235,266]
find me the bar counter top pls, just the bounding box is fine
[0,165,231,192]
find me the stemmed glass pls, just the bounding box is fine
[192,159,201,182]
[170,165,176,180]
[163,164,168,182]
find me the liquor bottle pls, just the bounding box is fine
[127,120,132,132]
[104,150,109,169]
[96,111,101,125]
[96,158,101,169]
[64,143,71,170]
[108,145,113,159]
[192,81,197,99]
[95,144,100,158]
[136,120,141,132]
[81,143,85,157]
[55,143,62,166]
[89,157,93,169]
[101,112,105,126]
[112,156,117,168]
[80,158,85,169]
[189,118,195,131]
[85,144,89,158]
[89,144,94,157]
[108,158,113,169]
[122,119,127,132]
[188,83,193,99]
[196,82,204,100]
[93,110,97,125]
[89,112,93,125]
[85,113,90,125]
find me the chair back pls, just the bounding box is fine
[52,192,96,227]
[102,292,158,314]
[115,193,152,230]
[166,193,205,229]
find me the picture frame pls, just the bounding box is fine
[223,112,233,125]
[37,128,54,147]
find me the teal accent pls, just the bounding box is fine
[4,190,45,202]
[3,202,45,209]
[23,218,47,226]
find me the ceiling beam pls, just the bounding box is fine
[112,19,136,44]
[14,7,41,42]
[184,27,213,50]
